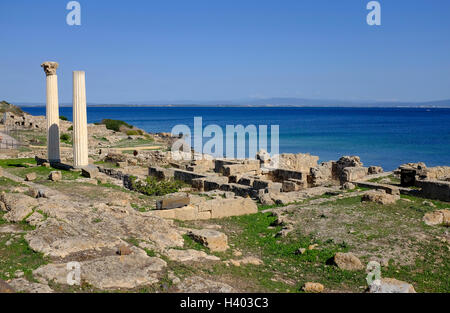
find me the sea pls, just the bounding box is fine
[21,106,450,171]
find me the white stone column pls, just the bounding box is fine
[41,62,61,163]
[72,71,89,168]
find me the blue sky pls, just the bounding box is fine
[0,0,449,104]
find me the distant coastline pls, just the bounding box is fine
[13,97,450,109]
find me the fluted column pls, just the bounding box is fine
[72,71,89,168]
[41,62,61,163]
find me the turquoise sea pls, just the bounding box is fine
[22,106,450,171]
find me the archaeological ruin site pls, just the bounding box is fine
[0,62,448,295]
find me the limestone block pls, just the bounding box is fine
[188,229,229,252]
[48,171,62,182]
[156,195,190,210]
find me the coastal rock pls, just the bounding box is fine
[188,229,229,252]
[334,252,364,271]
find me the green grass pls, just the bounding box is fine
[99,119,132,132]
[112,138,156,148]
[0,218,48,281]
[94,160,119,168]
[0,158,81,181]
[188,212,363,292]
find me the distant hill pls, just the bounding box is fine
[0,100,25,115]
[15,98,450,108]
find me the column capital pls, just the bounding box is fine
[41,62,59,76]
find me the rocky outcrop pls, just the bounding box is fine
[33,247,167,289]
[176,276,235,293]
[0,193,38,222]
[8,278,53,293]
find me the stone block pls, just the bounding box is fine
[341,167,368,183]
[81,165,99,179]
[48,171,62,182]
[188,229,229,252]
[156,195,190,210]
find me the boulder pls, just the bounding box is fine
[369,278,416,293]
[334,252,364,271]
[303,282,324,293]
[48,171,62,182]
[25,172,37,181]
[361,190,399,205]
[423,209,450,226]
[188,229,229,252]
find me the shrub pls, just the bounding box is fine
[67,126,73,131]
[100,119,132,132]
[60,116,68,121]
[60,133,71,142]
[126,129,144,136]
[129,176,184,196]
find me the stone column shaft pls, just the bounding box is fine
[72,71,89,168]
[42,62,61,163]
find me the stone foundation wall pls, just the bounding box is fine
[416,180,450,202]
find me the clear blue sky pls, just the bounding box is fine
[0,0,449,104]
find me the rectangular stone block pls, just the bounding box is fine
[416,180,450,202]
[173,206,199,221]
[209,198,258,219]
[156,196,190,210]
[341,167,368,183]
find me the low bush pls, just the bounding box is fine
[100,119,132,132]
[129,176,184,196]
